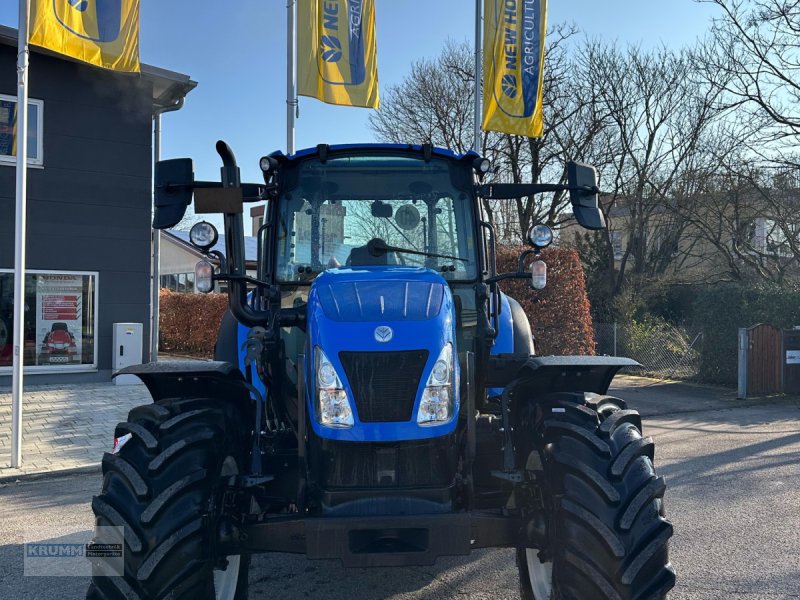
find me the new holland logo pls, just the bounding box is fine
[374,326,393,343]
[321,35,342,62]
[56,0,123,43]
[501,74,518,99]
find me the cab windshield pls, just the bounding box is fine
[274,154,478,282]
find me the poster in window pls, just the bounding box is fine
[0,99,15,157]
[35,274,83,365]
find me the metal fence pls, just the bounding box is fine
[594,321,703,380]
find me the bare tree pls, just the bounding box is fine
[369,40,478,154]
[696,0,800,166]
[369,27,612,241]
[578,43,724,300]
[679,153,800,284]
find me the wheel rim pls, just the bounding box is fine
[214,554,241,600]
[525,549,553,600]
[214,456,241,600]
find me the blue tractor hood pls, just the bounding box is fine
[306,267,458,442]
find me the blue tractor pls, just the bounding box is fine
[87,142,675,599]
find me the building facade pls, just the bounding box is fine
[0,26,195,383]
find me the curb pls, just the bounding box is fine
[0,463,101,485]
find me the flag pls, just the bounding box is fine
[482,0,547,137]
[298,0,379,109]
[29,0,140,73]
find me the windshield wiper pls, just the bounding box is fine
[366,238,468,263]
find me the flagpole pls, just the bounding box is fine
[473,0,482,154]
[12,0,31,469]
[286,0,296,154]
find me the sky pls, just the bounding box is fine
[0,0,722,185]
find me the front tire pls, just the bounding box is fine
[86,397,250,599]
[516,392,675,599]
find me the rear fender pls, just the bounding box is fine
[114,361,254,412]
[487,354,639,397]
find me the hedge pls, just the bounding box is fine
[693,283,800,384]
[159,289,228,357]
[495,245,595,356]
[159,247,595,358]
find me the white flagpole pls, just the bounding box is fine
[286,0,296,154]
[473,0,482,154]
[12,0,31,469]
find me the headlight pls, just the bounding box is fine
[527,223,553,248]
[189,221,218,250]
[531,259,547,290]
[316,348,353,428]
[195,260,215,293]
[418,343,454,426]
[473,157,491,175]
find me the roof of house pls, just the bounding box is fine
[164,230,259,264]
[0,25,197,111]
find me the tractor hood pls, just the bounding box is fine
[306,267,458,442]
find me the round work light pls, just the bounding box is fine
[527,224,554,249]
[189,221,218,251]
[473,157,491,175]
[260,156,278,173]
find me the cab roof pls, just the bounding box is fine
[270,143,480,163]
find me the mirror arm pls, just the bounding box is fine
[158,181,271,203]
[157,180,223,193]
[485,271,532,285]
[477,183,600,199]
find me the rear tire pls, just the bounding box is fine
[86,397,250,599]
[516,392,675,600]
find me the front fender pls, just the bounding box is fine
[488,355,640,397]
[114,361,254,409]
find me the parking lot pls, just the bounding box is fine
[1,377,799,599]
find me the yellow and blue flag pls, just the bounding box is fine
[482,0,547,137]
[29,0,140,73]
[298,0,379,109]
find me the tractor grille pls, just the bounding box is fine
[339,350,429,422]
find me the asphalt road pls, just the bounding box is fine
[1,378,799,599]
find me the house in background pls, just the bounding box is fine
[560,187,800,284]
[159,230,257,293]
[0,25,195,383]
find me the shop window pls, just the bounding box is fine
[0,271,98,372]
[0,94,44,167]
[160,273,196,293]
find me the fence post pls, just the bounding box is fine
[613,322,618,356]
[737,328,748,399]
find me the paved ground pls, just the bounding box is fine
[1,377,798,598]
[0,382,150,478]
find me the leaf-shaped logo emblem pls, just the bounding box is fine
[321,35,342,62]
[502,74,518,99]
[374,326,393,343]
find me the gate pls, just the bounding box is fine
[738,324,782,397]
[783,329,800,394]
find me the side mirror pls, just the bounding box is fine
[154,158,194,229]
[567,161,606,230]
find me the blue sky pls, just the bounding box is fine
[0,1,721,184]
